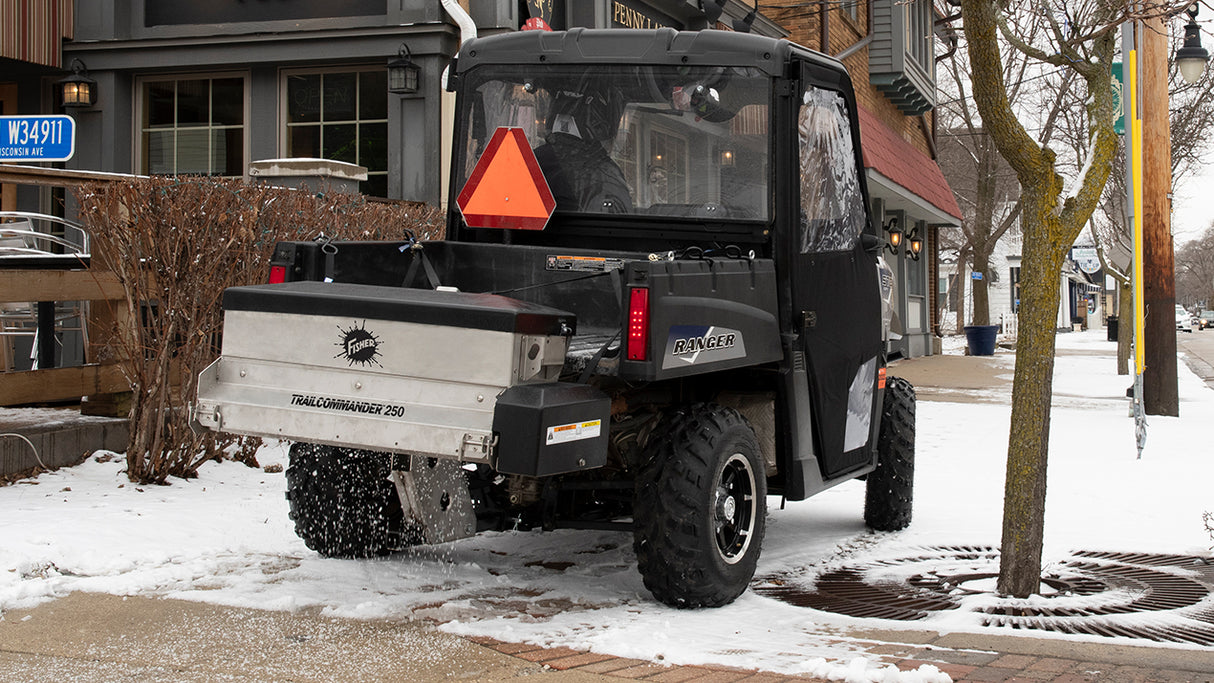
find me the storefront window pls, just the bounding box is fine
[285,69,388,197]
[907,250,925,296]
[140,77,245,176]
[646,129,687,205]
[145,0,385,27]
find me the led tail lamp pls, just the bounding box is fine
[627,287,650,361]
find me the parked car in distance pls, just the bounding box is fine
[1198,310,1214,330]
[1176,305,1193,333]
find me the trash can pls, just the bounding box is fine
[963,324,1000,356]
[1106,315,1118,342]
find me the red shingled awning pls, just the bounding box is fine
[857,104,963,223]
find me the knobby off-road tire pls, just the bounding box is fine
[864,376,915,531]
[633,404,767,608]
[285,443,406,558]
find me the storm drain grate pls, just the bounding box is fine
[756,547,1214,646]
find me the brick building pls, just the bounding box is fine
[768,0,963,356]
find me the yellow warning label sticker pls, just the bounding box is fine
[545,419,602,445]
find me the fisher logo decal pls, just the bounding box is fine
[662,325,746,369]
[335,321,383,367]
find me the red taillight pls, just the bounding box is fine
[268,265,287,284]
[627,287,650,361]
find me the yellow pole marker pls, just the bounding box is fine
[1129,48,1145,376]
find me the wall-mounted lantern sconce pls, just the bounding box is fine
[58,58,97,108]
[1176,4,1209,84]
[907,229,924,261]
[388,43,421,95]
[884,217,903,254]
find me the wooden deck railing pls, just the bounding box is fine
[0,164,134,409]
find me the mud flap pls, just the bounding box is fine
[392,455,476,545]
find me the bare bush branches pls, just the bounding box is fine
[74,177,443,484]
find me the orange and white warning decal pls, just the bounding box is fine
[545,419,602,445]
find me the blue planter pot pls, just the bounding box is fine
[963,324,1000,356]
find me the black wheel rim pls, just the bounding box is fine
[714,453,757,564]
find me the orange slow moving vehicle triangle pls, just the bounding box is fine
[456,127,556,230]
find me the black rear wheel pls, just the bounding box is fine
[864,376,915,531]
[633,404,766,608]
[285,443,407,557]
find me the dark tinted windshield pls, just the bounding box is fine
[456,64,772,222]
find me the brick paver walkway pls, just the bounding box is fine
[468,635,1214,682]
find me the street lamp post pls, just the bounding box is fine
[1176,5,1209,84]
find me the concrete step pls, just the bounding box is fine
[0,406,127,478]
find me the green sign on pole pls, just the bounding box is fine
[1112,61,1125,135]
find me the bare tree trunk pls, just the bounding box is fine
[1117,280,1133,376]
[955,271,966,333]
[997,200,1064,598]
[960,0,1118,599]
[972,250,992,326]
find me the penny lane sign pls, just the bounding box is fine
[0,115,76,162]
[611,0,677,28]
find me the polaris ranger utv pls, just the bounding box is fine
[194,27,915,608]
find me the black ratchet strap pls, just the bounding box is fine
[401,244,442,289]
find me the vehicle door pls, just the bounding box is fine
[786,62,883,488]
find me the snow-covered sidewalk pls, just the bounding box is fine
[1,329,1211,681]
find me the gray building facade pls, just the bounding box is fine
[58,0,772,205]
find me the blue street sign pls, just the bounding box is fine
[0,115,76,162]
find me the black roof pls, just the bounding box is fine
[457,28,845,79]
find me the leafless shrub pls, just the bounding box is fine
[74,177,443,484]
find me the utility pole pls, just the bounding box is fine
[1141,14,1180,416]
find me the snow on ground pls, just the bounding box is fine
[1,328,1211,681]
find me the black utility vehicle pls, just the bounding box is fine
[194,28,916,607]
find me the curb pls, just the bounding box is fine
[1179,345,1214,391]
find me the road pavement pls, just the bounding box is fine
[0,592,617,683]
[1178,328,1214,390]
